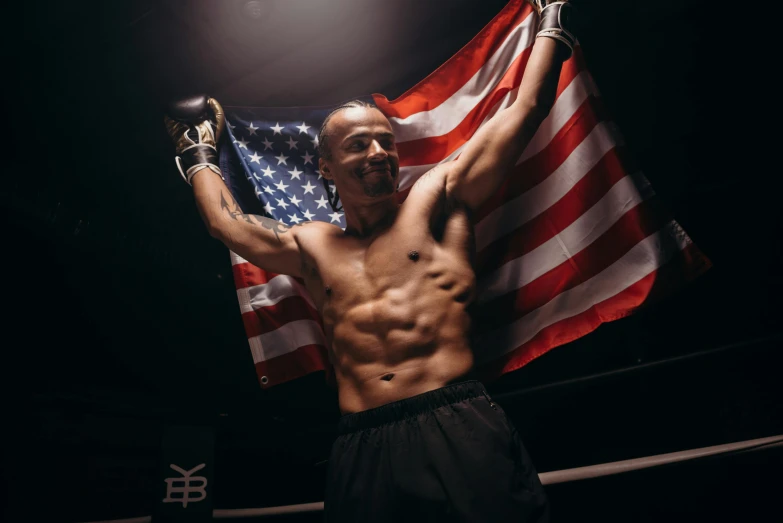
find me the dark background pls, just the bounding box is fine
[3,0,781,521]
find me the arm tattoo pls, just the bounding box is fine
[412,168,436,189]
[219,190,308,242]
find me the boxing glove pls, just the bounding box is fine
[528,1,576,59]
[164,95,226,185]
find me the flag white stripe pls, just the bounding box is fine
[475,121,622,250]
[236,77,616,308]
[396,68,595,191]
[248,319,326,363]
[227,4,705,381]
[396,86,518,190]
[476,172,654,303]
[518,70,599,163]
[237,275,315,314]
[474,220,693,359]
[230,251,248,266]
[389,14,536,142]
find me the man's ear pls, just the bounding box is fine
[319,157,333,180]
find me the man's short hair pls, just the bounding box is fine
[317,99,377,160]
[317,100,378,213]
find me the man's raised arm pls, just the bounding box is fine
[446,0,576,211]
[164,95,306,277]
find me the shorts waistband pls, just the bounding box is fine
[337,380,490,435]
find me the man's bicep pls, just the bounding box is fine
[211,193,305,277]
[447,103,543,211]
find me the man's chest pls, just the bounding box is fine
[300,174,475,313]
[313,228,474,318]
[301,225,436,309]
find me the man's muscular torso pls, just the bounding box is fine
[190,38,567,414]
[295,166,477,414]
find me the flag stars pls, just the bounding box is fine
[261,137,274,151]
[286,136,299,150]
[263,202,275,214]
[248,151,262,164]
[310,135,319,148]
[246,122,258,136]
[270,122,284,135]
[328,211,343,224]
[302,151,315,165]
[235,137,249,149]
[302,180,316,195]
[302,209,315,221]
[263,185,275,195]
[289,194,302,206]
[261,166,275,178]
[274,180,289,192]
[276,198,289,210]
[314,195,329,209]
[288,213,302,224]
[275,153,289,165]
[287,167,303,180]
[296,122,311,134]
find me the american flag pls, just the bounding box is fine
[219,0,711,389]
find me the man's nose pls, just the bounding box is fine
[368,140,388,160]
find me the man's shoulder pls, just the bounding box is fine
[295,219,348,264]
[295,219,341,235]
[293,219,343,246]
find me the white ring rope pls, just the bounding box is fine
[80,434,783,522]
[537,434,783,485]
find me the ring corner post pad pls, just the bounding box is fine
[152,424,216,523]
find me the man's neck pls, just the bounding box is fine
[342,197,399,238]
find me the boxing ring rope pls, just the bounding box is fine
[82,433,783,522]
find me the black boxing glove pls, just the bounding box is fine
[163,95,226,185]
[529,1,576,59]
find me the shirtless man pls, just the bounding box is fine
[165,2,575,520]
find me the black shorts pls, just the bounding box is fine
[324,380,549,522]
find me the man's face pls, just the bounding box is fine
[319,107,400,204]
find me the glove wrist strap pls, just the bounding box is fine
[536,2,575,59]
[174,144,224,185]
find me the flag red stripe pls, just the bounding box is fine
[475,271,658,381]
[227,0,712,389]
[473,196,673,333]
[475,145,630,271]
[555,48,587,99]
[390,54,586,208]
[473,93,610,223]
[391,48,583,168]
[395,48,533,166]
[474,241,710,381]
[233,261,273,288]
[373,0,534,119]
[232,262,302,290]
